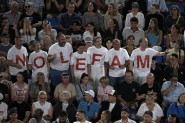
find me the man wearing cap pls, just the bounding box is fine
[125,2,144,29]
[104,39,130,90]
[140,111,154,123]
[99,90,122,122]
[0,33,13,57]
[78,90,99,122]
[7,107,23,123]
[0,93,8,123]
[115,107,136,123]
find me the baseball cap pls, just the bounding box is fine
[121,107,130,114]
[132,2,139,8]
[1,33,10,38]
[107,90,117,97]
[72,20,81,26]
[84,90,95,98]
[84,37,93,43]
[0,93,3,101]
[9,107,18,114]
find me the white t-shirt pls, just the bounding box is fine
[48,43,73,71]
[7,45,28,75]
[74,121,92,123]
[33,101,51,116]
[0,102,8,121]
[87,46,108,67]
[130,48,158,76]
[70,52,91,76]
[28,50,48,75]
[104,48,130,77]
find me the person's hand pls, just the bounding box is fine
[16,64,22,69]
[171,82,177,88]
[172,117,176,123]
[109,66,114,70]
[13,24,17,30]
[119,64,124,69]
[71,76,75,84]
[52,53,57,59]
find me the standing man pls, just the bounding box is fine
[48,33,73,87]
[0,33,12,57]
[104,39,130,90]
[7,36,28,83]
[129,38,167,85]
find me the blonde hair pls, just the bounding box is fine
[60,91,71,101]
[93,36,102,45]
[106,3,118,16]
[0,56,8,72]
[99,76,109,85]
[170,5,180,16]
[38,91,47,100]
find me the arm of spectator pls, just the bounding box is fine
[37,6,43,14]
[25,86,29,102]
[137,115,144,121]
[104,62,109,76]
[22,19,27,35]
[70,65,75,84]
[22,111,30,123]
[7,59,22,69]
[166,34,170,49]
[155,116,161,123]
[157,30,163,46]
[11,86,15,102]
[47,26,55,40]
[28,64,32,70]
[13,24,19,37]
[117,95,129,106]
[87,64,91,80]
[43,104,53,120]
[47,62,50,78]
[162,84,175,96]
[0,51,7,57]
[47,54,57,63]
[46,0,51,10]
[179,54,184,65]
[53,0,64,11]
[31,103,36,117]
[129,61,133,71]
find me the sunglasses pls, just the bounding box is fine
[25,6,31,8]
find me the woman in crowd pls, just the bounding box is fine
[11,72,29,102]
[32,91,53,121]
[97,110,112,123]
[166,24,184,49]
[104,3,122,30]
[76,73,93,103]
[53,91,76,123]
[104,37,113,50]
[137,94,164,123]
[167,93,185,121]
[97,76,113,104]
[145,18,162,49]
[0,56,10,81]
[164,113,180,123]
[123,35,136,56]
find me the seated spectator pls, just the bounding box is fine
[38,19,57,46]
[123,35,136,56]
[104,3,122,30]
[82,2,104,31]
[7,107,23,123]
[0,56,10,81]
[54,72,76,101]
[164,113,180,123]
[29,72,50,102]
[125,2,144,29]
[32,91,53,121]
[0,93,7,122]
[97,76,113,104]
[161,74,185,107]
[42,35,52,53]
[76,73,93,103]
[84,37,93,52]
[66,0,83,14]
[53,91,76,122]
[9,90,31,122]
[99,90,122,122]
[122,17,144,47]
[66,35,73,45]
[29,108,47,123]
[164,54,185,85]
[104,37,113,50]
[52,111,70,123]
[147,0,168,13]
[167,93,185,121]
[8,0,24,13]
[74,110,91,123]
[11,72,29,102]
[115,107,136,123]
[137,94,164,122]
[0,33,13,57]
[166,24,184,49]
[117,70,139,107]
[97,110,112,123]
[164,5,185,33]
[138,73,162,105]
[0,17,8,33]
[78,90,99,122]
[145,18,162,48]
[84,0,106,14]
[139,111,155,123]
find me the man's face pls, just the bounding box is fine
[15,38,23,47]
[113,40,120,50]
[140,38,148,48]
[59,116,67,123]
[108,95,116,103]
[170,56,178,65]
[58,35,66,47]
[84,93,92,102]
[121,110,129,120]
[75,112,82,121]
[67,4,75,13]
[16,91,24,102]
[1,37,10,45]
[37,74,45,82]
[61,76,69,84]
[11,3,18,13]
[147,74,154,85]
[170,77,178,85]
[10,113,18,120]
[150,6,157,14]
[130,21,138,28]
[125,72,133,84]
[144,114,153,123]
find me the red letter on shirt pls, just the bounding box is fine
[16,54,25,66]
[34,56,45,68]
[92,54,102,65]
[137,55,149,68]
[76,58,86,70]
[111,56,120,66]
[60,52,69,63]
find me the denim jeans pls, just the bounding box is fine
[109,76,125,90]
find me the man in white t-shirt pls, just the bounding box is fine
[48,32,73,86]
[7,36,28,82]
[74,110,91,123]
[28,41,49,83]
[104,39,130,90]
[129,38,167,85]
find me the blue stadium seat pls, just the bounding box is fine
[47,17,60,32]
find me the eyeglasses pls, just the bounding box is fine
[25,6,31,8]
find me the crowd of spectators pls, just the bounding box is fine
[0,0,185,123]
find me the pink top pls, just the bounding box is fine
[13,82,28,101]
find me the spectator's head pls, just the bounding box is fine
[59,91,71,103]
[108,18,119,30]
[130,17,138,28]
[65,35,72,45]
[80,73,89,84]
[99,76,109,89]
[9,107,18,121]
[0,56,8,73]
[57,33,66,47]
[108,90,117,103]
[75,110,87,122]
[67,2,75,14]
[148,18,159,32]
[132,2,139,13]
[25,2,34,12]
[146,73,155,85]
[36,72,45,82]
[151,56,156,66]
[113,39,121,50]
[0,93,3,103]
[38,91,47,103]
[61,72,69,84]
[171,24,180,34]
[174,40,182,50]
[169,74,178,85]
[32,41,41,52]
[16,90,24,102]
[42,19,51,29]
[167,113,180,123]
[107,3,118,16]
[93,36,102,48]
[86,22,96,33]
[88,2,98,13]
[127,35,135,46]
[58,111,68,123]
[43,35,51,46]
[10,1,19,13]
[150,4,159,14]
[100,110,111,122]
[15,36,23,48]
[139,38,148,49]
[71,20,81,31]
[1,17,8,27]
[104,37,113,50]
[84,90,95,101]
[0,33,10,45]
[33,108,44,120]
[177,93,185,105]
[170,53,179,65]
[121,107,130,120]
[125,70,134,84]
[145,94,155,104]
[170,5,180,16]
[76,41,85,54]
[16,72,24,83]
[143,111,153,123]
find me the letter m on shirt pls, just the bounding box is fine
[137,55,149,68]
